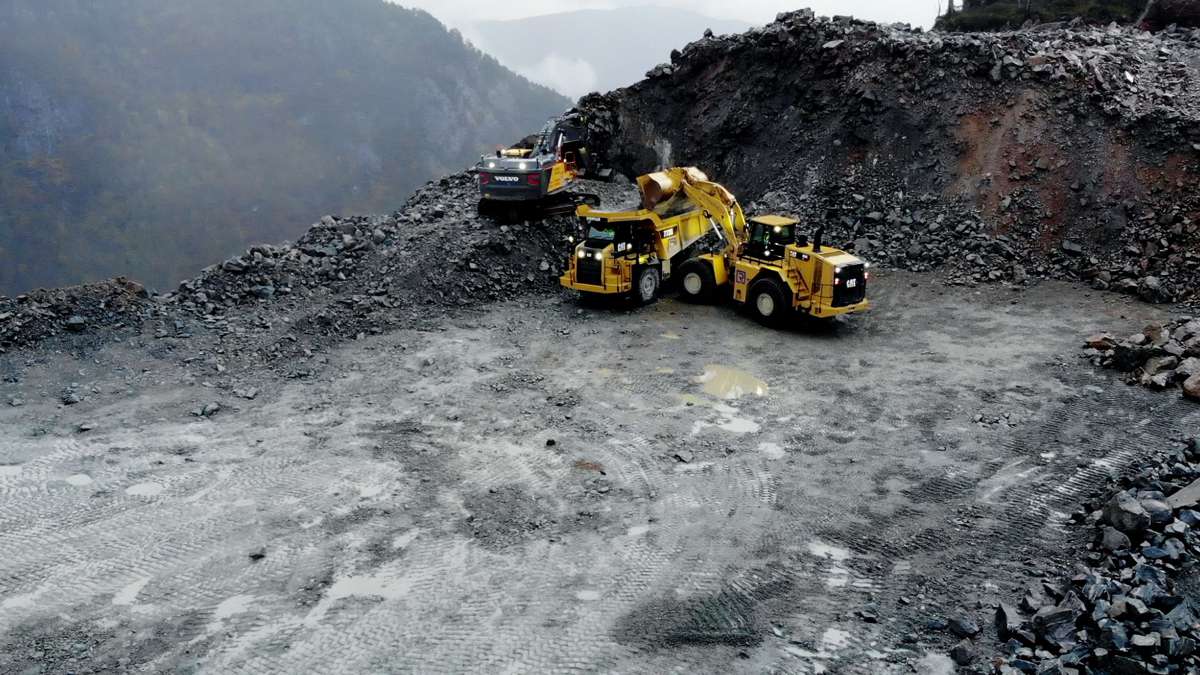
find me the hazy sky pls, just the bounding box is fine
[394,1,940,29]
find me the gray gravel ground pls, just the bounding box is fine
[0,271,1194,673]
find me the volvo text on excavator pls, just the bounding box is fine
[559,167,870,325]
[476,109,607,217]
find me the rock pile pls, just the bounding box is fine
[0,278,151,351]
[0,173,634,356]
[163,172,636,339]
[990,440,1200,674]
[581,11,1200,299]
[1084,319,1200,398]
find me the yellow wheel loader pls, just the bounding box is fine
[559,167,870,324]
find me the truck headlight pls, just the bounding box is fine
[487,161,496,169]
[518,162,528,171]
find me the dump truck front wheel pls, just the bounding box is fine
[748,277,788,326]
[678,259,716,303]
[634,267,661,305]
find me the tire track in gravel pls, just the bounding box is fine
[0,277,1184,674]
[209,328,790,673]
[0,400,401,650]
[549,308,893,672]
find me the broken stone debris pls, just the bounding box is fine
[1084,319,1200,398]
[0,174,635,366]
[193,402,221,418]
[990,438,1200,673]
[0,278,149,351]
[164,174,633,333]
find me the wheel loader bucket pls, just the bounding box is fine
[637,167,709,211]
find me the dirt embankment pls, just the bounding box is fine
[580,10,1200,302]
[0,174,636,358]
[0,278,152,354]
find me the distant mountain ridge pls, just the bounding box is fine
[466,7,752,98]
[0,0,569,294]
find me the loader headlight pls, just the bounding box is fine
[577,250,586,258]
[518,162,528,171]
[487,161,496,169]
[594,252,604,261]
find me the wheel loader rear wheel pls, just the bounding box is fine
[678,259,716,303]
[748,277,788,327]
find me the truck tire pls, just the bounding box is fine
[634,267,661,305]
[678,259,716,304]
[748,277,788,327]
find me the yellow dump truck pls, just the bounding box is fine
[560,167,870,325]
[562,167,718,303]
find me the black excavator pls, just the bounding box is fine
[475,109,610,218]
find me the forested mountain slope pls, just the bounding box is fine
[0,0,568,292]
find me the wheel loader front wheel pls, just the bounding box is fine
[678,259,716,303]
[634,267,661,306]
[748,277,788,327]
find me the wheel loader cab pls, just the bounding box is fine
[744,215,798,262]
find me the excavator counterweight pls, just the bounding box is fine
[476,109,607,219]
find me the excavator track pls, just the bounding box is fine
[540,192,601,218]
[479,191,601,222]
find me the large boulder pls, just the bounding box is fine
[1144,356,1181,376]
[1176,358,1200,380]
[1104,490,1152,533]
[1138,276,1171,303]
[1101,525,1133,551]
[1112,343,1156,372]
[1085,333,1118,351]
[1185,373,1200,402]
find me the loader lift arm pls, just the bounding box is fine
[636,168,747,255]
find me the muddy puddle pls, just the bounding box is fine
[696,365,768,400]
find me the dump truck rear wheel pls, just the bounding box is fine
[634,267,661,305]
[678,259,716,303]
[748,277,788,327]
